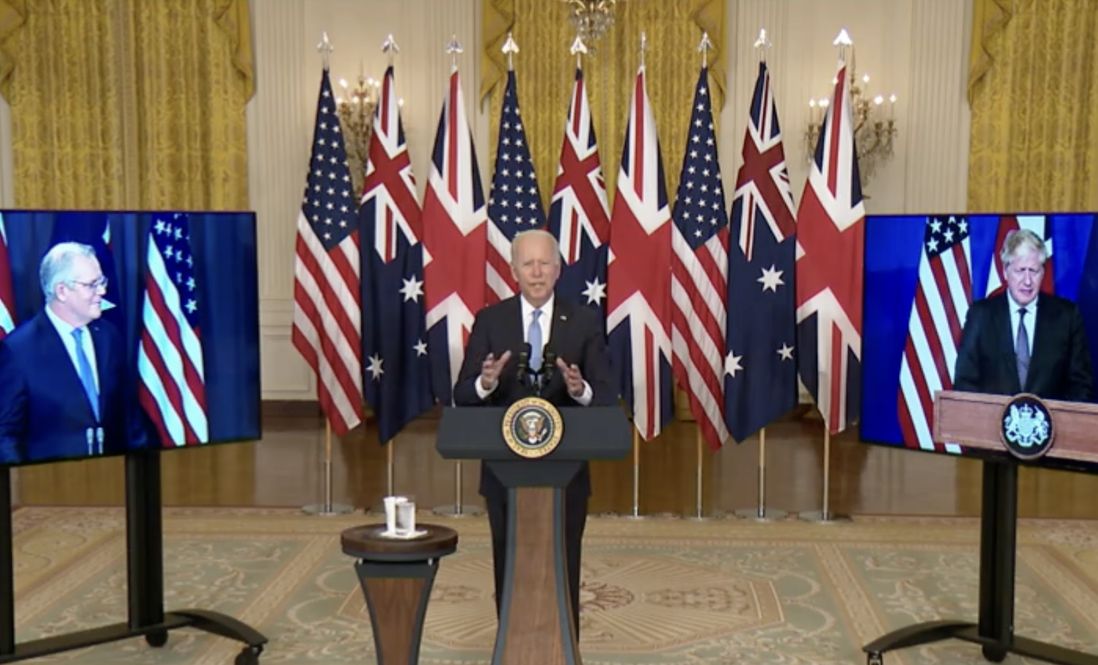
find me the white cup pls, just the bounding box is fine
[383,496,407,534]
[395,499,416,536]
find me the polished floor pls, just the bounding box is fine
[15,406,1098,519]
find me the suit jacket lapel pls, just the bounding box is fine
[89,321,109,415]
[991,296,1021,392]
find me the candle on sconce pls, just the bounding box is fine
[889,93,897,120]
[809,98,817,123]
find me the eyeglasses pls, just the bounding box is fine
[69,276,108,291]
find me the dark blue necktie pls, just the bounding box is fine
[72,328,100,421]
[528,309,543,372]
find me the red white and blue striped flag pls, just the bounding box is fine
[607,65,673,440]
[725,61,798,443]
[292,68,364,435]
[359,64,434,442]
[486,69,544,305]
[423,69,488,404]
[548,67,610,318]
[137,213,209,446]
[670,66,729,450]
[898,215,970,453]
[0,216,14,338]
[794,61,865,435]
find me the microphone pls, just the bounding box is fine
[541,347,557,386]
[516,343,531,386]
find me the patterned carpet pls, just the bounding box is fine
[9,507,1098,664]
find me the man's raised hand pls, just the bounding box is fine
[478,350,513,392]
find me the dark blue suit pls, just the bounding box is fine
[0,312,134,463]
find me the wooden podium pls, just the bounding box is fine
[863,390,1098,665]
[437,406,630,665]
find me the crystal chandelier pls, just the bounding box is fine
[563,0,620,45]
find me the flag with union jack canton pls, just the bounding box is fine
[359,65,433,443]
[548,68,610,319]
[137,213,209,446]
[794,61,866,435]
[423,69,488,404]
[897,215,970,454]
[607,65,673,440]
[0,216,13,339]
[670,66,730,450]
[486,69,545,305]
[291,68,364,436]
[725,61,798,443]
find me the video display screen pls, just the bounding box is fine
[0,210,260,466]
[860,213,1098,470]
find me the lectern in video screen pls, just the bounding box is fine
[860,213,1098,471]
[0,210,260,466]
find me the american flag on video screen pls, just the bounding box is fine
[606,65,674,441]
[0,216,13,338]
[137,213,209,446]
[291,69,364,435]
[897,215,970,454]
[547,67,610,317]
[486,70,544,305]
[670,66,730,450]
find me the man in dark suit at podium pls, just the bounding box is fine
[954,229,1093,401]
[0,242,136,463]
[453,229,616,633]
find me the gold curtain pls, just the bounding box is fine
[0,0,254,209]
[482,0,725,212]
[967,0,1098,211]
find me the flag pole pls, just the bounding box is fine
[386,439,394,497]
[303,420,353,516]
[734,428,787,521]
[627,429,643,519]
[689,429,706,520]
[798,417,844,523]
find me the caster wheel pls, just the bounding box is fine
[867,652,884,665]
[235,645,263,665]
[145,630,168,647]
[981,644,1007,662]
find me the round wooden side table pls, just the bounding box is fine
[341,523,458,665]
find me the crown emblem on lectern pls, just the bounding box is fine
[1000,395,1054,460]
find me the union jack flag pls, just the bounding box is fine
[359,65,433,442]
[0,216,13,339]
[486,69,544,305]
[423,69,487,404]
[794,62,865,435]
[607,65,673,440]
[548,68,610,318]
[137,213,209,446]
[898,215,970,453]
[985,215,1055,297]
[670,66,729,450]
[291,68,364,435]
[725,61,798,443]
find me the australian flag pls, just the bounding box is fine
[725,61,798,442]
[359,65,434,442]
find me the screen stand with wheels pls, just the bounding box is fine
[0,451,268,664]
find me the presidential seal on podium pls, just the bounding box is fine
[501,397,564,459]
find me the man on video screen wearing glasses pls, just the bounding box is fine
[0,242,139,463]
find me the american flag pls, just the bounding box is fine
[359,65,434,443]
[0,216,13,338]
[607,65,673,440]
[898,215,971,453]
[137,213,209,446]
[548,68,610,317]
[291,69,364,435]
[486,69,545,305]
[794,62,865,435]
[725,61,798,443]
[985,215,1055,297]
[670,66,729,450]
[423,69,487,404]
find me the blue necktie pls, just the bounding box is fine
[72,328,100,422]
[528,309,543,372]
